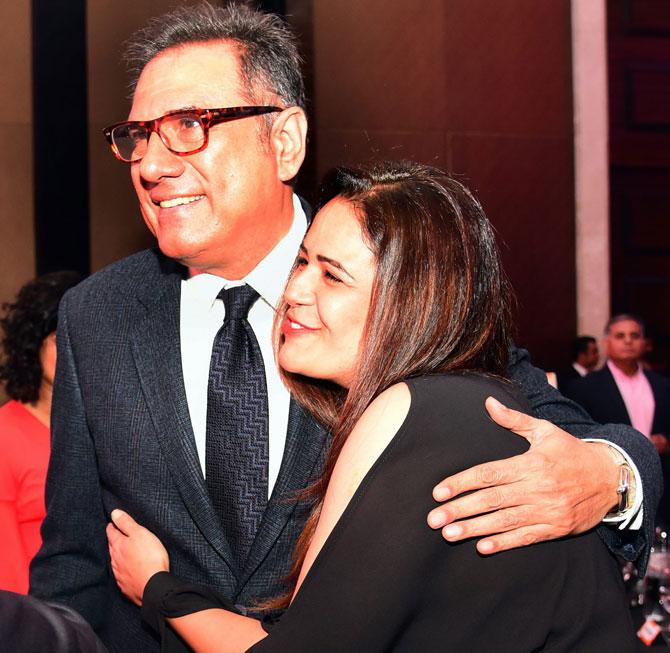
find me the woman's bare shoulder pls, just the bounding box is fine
[296,383,412,592]
[337,382,412,486]
[321,383,412,520]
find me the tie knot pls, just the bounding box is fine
[218,284,260,320]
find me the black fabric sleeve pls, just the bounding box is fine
[508,345,661,571]
[142,571,242,653]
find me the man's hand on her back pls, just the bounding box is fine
[427,397,621,554]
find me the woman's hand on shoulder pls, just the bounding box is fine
[106,509,169,606]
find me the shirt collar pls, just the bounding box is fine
[607,359,643,382]
[182,194,307,310]
[572,362,588,377]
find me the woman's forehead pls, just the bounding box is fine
[305,199,375,269]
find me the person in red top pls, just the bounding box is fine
[0,271,81,593]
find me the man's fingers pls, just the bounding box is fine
[435,506,539,543]
[484,396,547,444]
[428,484,525,529]
[432,455,523,503]
[476,525,549,555]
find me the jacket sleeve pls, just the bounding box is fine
[29,292,112,629]
[508,345,661,570]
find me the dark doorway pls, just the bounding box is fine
[32,0,90,276]
[608,0,670,371]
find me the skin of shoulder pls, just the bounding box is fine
[294,382,411,595]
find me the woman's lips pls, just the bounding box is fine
[281,315,319,336]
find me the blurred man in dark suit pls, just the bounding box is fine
[556,335,599,394]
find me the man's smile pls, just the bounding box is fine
[154,194,206,209]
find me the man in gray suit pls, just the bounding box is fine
[30,3,660,651]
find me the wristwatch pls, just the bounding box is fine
[605,444,635,517]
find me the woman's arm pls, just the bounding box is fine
[107,510,267,652]
[168,609,266,653]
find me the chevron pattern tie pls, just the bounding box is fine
[206,284,269,571]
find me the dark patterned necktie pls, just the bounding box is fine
[206,284,269,570]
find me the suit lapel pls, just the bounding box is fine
[239,398,329,587]
[129,258,237,571]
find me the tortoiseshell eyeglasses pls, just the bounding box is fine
[102,105,283,163]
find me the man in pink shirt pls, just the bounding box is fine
[569,314,670,520]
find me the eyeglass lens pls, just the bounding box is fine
[112,112,206,162]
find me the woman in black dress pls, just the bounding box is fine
[108,160,637,651]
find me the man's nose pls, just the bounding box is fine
[136,132,185,183]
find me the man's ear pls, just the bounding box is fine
[270,106,308,182]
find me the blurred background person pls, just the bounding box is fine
[0,271,82,593]
[555,335,600,394]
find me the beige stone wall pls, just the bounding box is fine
[0,2,36,305]
[0,3,35,405]
[310,0,578,369]
[86,1,171,272]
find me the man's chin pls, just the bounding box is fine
[155,239,203,268]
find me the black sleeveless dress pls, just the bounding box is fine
[150,374,638,652]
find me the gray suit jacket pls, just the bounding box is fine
[30,250,327,651]
[30,249,661,651]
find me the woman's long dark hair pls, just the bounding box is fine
[271,160,514,606]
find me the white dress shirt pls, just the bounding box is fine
[180,195,307,496]
[572,361,588,377]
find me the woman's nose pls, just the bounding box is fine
[284,265,314,306]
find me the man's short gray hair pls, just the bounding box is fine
[605,313,646,336]
[124,1,306,110]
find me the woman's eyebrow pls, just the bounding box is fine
[300,243,354,280]
[316,255,354,280]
